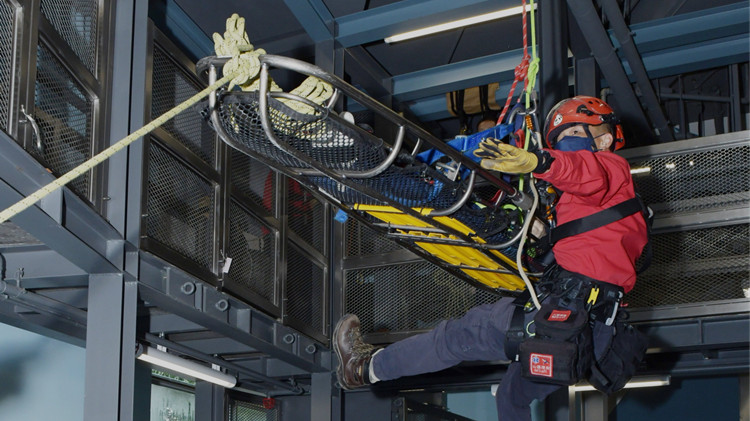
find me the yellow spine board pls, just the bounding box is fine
[354,204,529,291]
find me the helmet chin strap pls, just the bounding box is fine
[583,125,610,151]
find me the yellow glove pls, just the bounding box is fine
[473,138,538,174]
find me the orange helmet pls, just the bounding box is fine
[543,96,625,150]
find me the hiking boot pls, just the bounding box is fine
[333,314,376,389]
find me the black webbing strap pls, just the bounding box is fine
[504,304,527,361]
[550,197,642,244]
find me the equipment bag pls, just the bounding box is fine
[519,300,593,385]
[588,319,648,394]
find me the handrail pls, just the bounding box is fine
[429,171,476,217]
[256,62,405,179]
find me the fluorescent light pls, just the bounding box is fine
[630,166,651,175]
[136,345,237,388]
[384,5,535,43]
[571,375,671,392]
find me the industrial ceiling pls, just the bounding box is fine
[164,0,748,147]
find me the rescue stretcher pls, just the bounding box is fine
[198,54,546,293]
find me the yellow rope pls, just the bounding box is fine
[0,72,236,224]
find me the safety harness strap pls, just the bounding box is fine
[505,303,528,361]
[550,196,642,244]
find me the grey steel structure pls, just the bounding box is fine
[0,0,747,420]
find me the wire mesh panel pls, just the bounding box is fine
[624,138,750,308]
[226,200,277,305]
[630,144,750,216]
[287,179,324,252]
[215,92,387,172]
[231,150,275,211]
[345,217,403,257]
[628,224,749,308]
[228,397,278,421]
[33,42,93,199]
[345,262,500,336]
[285,244,325,336]
[39,0,98,75]
[152,44,216,166]
[0,0,15,132]
[144,140,216,273]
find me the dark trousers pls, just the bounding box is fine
[371,298,562,421]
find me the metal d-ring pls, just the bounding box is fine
[19,105,43,155]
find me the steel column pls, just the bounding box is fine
[83,274,138,421]
[575,57,600,98]
[600,0,673,142]
[311,372,336,421]
[580,392,609,421]
[539,0,569,119]
[124,0,151,278]
[566,0,656,145]
[195,383,227,421]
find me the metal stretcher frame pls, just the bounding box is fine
[197,54,538,293]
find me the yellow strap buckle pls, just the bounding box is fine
[587,286,600,306]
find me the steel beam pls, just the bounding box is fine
[0,129,122,275]
[0,301,87,344]
[0,180,119,276]
[635,312,749,352]
[148,0,213,61]
[601,0,673,142]
[0,245,89,288]
[392,49,523,101]
[344,46,393,101]
[395,4,748,121]
[638,34,749,80]
[335,0,516,48]
[624,3,748,55]
[283,0,334,42]
[138,254,329,373]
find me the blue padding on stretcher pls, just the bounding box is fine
[415,124,513,166]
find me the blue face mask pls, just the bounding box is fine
[555,135,597,152]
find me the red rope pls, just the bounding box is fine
[497,0,530,125]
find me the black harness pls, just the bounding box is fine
[550,193,654,274]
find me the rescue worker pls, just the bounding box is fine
[333,96,649,421]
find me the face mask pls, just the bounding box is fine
[555,135,597,152]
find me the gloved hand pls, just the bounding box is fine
[473,138,538,174]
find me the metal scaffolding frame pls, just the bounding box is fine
[0,1,747,421]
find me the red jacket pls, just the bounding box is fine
[535,149,648,293]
